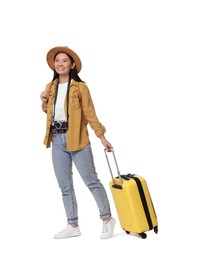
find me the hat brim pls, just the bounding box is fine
[46,46,82,73]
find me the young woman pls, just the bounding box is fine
[40,46,116,239]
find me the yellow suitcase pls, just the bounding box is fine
[105,149,158,239]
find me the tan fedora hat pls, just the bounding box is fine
[46,46,82,73]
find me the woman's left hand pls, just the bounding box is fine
[100,135,113,151]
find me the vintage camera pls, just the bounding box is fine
[54,121,68,129]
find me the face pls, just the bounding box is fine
[54,52,75,76]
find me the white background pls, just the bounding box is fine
[0,0,199,259]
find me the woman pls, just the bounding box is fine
[40,46,116,239]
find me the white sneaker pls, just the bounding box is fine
[100,217,116,239]
[54,225,81,239]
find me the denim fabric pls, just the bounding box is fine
[52,133,111,224]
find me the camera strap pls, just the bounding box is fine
[66,78,71,122]
[52,78,71,125]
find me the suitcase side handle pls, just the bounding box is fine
[104,148,123,186]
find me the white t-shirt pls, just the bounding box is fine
[54,82,68,121]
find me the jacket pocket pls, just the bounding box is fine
[69,92,80,110]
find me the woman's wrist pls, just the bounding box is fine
[100,135,106,141]
[42,101,48,108]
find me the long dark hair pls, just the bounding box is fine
[51,52,85,83]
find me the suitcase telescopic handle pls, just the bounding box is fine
[104,148,123,186]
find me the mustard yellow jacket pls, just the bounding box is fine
[42,79,106,151]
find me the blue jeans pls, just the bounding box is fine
[52,133,111,224]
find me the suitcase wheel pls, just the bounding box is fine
[139,232,147,239]
[124,230,147,239]
[154,226,158,234]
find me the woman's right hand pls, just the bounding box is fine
[40,90,50,104]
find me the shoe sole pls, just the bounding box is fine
[54,232,81,239]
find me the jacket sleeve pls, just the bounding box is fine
[81,83,106,137]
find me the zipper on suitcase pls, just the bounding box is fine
[127,174,153,230]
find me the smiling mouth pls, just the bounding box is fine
[56,67,65,71]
